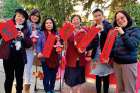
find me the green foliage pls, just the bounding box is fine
[123,2,140,26]
[81,0,138,11]
[79,0,139,21]
[19,0,78,26]
[3,0,22,18]
[38,0,75,26]
[123,2,140,59]
[108,0,140,23]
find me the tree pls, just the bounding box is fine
[19,0,78,26]
[79,0,138,11]
[123,1,140,26]
[77,0,138,20]
[122,1,140,59]
[2,0,22,18]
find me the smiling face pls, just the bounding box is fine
[15,12,25,25]
[45,19,53,32]
[30,15,39,23]
[116,12,128,28]
[71,16,81,28]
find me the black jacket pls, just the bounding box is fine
[0,24,32,63]
[91,20,112,59]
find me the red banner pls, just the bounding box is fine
[100,29,118,63]
[0,19,18,42]
[59,22,75,41]
[76,26,100,52]
[42,33,56,58]
[135,62,140,93]
[74,31,86,45]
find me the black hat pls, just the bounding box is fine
[15,8,28,20]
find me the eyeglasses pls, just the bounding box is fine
[116,16,126,22]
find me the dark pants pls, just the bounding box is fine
[41,59,58,92]
[96,75,109,93]
[3,57,25,93]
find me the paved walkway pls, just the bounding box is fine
[0,59,116,93]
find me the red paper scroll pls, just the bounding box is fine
[100,29,118,63]
[42,33,56,58]
[74,31,86,45]
[76,26,100,52]
[59,22,75,41]
[0,19,18,42]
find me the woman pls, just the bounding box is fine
[64,15,97,93]
[2,9,32,93]
[112,10,140,93]
[36,17,63,93]
[91,9,113,93]
[24,9,41,91]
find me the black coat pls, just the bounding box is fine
[90,20,112,59]
[0,26,32,64]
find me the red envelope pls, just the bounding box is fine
[76,26,100,52]
[0,19,18,42]
[59,23,75,41]
[100,29,118,63]
[42,33,56,58]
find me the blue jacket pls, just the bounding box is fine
[36,31,63,68]
[36,31,46,53]
[112,26,140,64]
[27,20,41,35]
[36,31,60,53]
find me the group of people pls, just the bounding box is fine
[0,7,140,93]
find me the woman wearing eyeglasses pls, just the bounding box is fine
[24,9,41,92]
[111,10,140,93]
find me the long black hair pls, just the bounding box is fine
[41,17,57,33]
[113,10,133,28]
[29,9,41,24]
